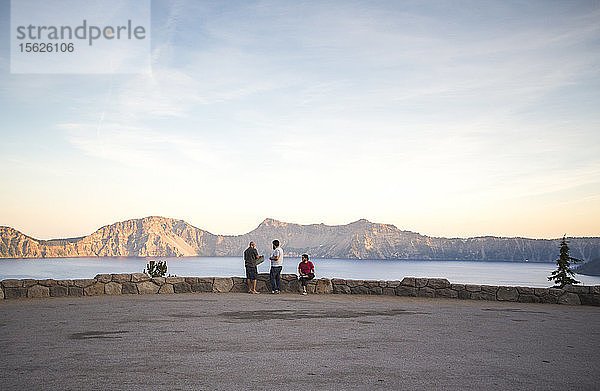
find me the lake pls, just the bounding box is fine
[1,256,599,288]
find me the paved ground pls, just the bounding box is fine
[1,293,599,390]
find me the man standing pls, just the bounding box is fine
[244,241,262,294]
[269,239,284,294]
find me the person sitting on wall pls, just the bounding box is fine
[298,254,315,295]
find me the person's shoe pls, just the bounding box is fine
[271,290,276,294]
[302,291,307,295]
[253,290,261,294]
[275,290,281,294]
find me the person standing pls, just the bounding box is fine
[298,254,315,295]
[269,239,283,294]
[244,241,262,294]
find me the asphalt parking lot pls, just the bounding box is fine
[1,293,598,390]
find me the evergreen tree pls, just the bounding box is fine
[548,235,582,288]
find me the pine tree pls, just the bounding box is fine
[548,235,582,288]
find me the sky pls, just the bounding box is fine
[0,0,599,240]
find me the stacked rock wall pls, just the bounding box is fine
[330,277,599,305]
[1,274,598,306]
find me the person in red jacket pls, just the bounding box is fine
[298,254,315,295]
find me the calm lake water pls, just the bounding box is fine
[1,257,599,288]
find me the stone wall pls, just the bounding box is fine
[1,273,599,306]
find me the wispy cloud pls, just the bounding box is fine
[2,0,600,237]
[59,122,234,171]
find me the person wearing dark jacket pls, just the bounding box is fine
[244,241,262,294]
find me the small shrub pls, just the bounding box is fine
[144,260,168,278]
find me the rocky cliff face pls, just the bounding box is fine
[1,216,599,262]
[0,217,218,258]
[238,218,600,262]
[576,258,600,276]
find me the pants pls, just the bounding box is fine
[299,273,315,287]
[270,266,282,291]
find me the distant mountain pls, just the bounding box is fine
[0,217,219,258]
[575,258,600,276]
[1,216,599,262]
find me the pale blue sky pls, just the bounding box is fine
[0,0,599,239]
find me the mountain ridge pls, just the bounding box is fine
[1,216,599,262]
